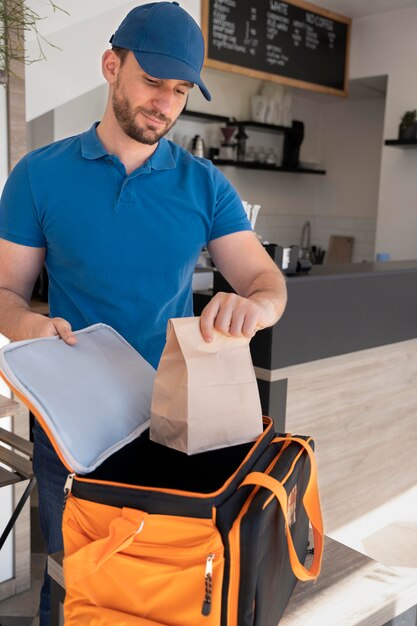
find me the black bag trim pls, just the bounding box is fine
[71,419,276,518]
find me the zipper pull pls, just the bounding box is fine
[202,553,215,616]
[63,473,75,509]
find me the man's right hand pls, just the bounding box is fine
[22,312,77,345]
[0,240,77,345]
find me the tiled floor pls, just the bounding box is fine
[0,495,45,626]
[328,484,417,626]
[0,554,44,625]
[329,483,417,569]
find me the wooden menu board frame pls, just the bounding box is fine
[201,0,351,97]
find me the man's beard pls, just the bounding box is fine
[112,85,175,145]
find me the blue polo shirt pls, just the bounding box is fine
[0,123,251,368]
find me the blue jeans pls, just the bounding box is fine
[32,421,69,626]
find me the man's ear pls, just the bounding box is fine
[102,49,120,84]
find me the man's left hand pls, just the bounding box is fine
[200,291,277,343]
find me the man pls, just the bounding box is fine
[0,2,287,624]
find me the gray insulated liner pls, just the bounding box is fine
[0,324,155,474]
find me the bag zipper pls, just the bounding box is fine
[202,553,215,616]
[63,472,75,509]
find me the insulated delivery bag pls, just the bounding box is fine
[0,324,324,626]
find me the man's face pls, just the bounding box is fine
[111,52,193,145]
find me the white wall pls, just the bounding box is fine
[27,110,54,151]
[310,96,385,261]
[349,7,417,260]
[319,98,385,221]
[54,85,108,141]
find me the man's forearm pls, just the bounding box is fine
[243,270,288,325]
[0,288,45,341]
[200,269,287,341]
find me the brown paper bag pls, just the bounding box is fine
[150,317,263,455]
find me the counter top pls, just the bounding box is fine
[310,259,417,273]
[289,259,417,281]
[194,260,417,288]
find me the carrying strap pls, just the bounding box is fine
[64,508,148,584]
[240,436,323,582]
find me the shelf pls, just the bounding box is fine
[181,110,295,133]
[180,110,326,174]
[213,160,326,175]
[180,109,229,124]
[384,139,417,148]
[228,120,293,134]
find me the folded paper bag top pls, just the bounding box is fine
[150,317,263,455]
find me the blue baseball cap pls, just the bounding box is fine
[110,2,211,101]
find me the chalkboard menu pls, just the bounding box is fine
[201,0,351,96]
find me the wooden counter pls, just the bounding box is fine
[282,536,417,626]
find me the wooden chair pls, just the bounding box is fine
[0,394,35,551]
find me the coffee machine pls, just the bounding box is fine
[218,126,236,161]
